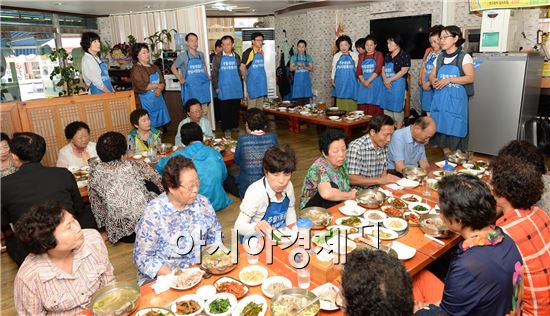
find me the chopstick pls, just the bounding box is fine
[424,233,445,246]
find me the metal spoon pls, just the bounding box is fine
[294,296,320,315]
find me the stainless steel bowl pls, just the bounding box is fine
[298,207,332,229]
[200,245,237,275]
[446,151,469,165]
[356,189,387,209]
[271,288,321,316]
[419,214,453,238]
[401,167,428,181]
[91,281,140,316]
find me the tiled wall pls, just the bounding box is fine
[274,1,541,111]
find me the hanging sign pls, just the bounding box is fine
[469,0,550,11]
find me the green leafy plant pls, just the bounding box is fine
[127,35,136,47]
[49,48,86,97]
[145,29,177,59]
[100,41,111,59]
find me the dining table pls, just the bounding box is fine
[77,160,492,316]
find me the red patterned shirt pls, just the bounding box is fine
[497,206,550,316]
[14,229,115,316]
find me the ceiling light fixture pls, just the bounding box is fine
[56,2,63,5]
[145,5,152,9]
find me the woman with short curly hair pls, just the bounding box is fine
[80,31,113,94]
[88,131,163,243]
[13,200,114,315]
[56,121,98,169]
[331,35,358,111]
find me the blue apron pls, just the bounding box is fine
[240,178,290,243]
[181,51,211,105]
[382,62,406,112]
[137,71,171,128]
[356,57,383,105]
[218,54,243,101]
[420,54,437,112]
[246,51,268,99]
[430,63,468,137]
[332,54,356,99]
[89,54,113,94]
[291,54,312,99]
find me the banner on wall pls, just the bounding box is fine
[469,0,550,11]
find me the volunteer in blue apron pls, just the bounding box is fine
[241,32,268,109]
[290,40,313,105]
[331,35,358,112]
[212,35,243,134]
[171,32,211,106]
[234,145,297,243]
[419,25,443,114]
[130,43,170,129]
[80,32,113,94]
[381,35,410,128]
[356,36,385,116]
[430,26,474,153]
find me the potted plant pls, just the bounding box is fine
[145,29,177,59]
[100,40,111,63]
[110,42,132,69]
[49,48,87,97]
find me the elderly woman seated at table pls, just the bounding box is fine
[88,131,163,244]
[234,145,296,241]
[342,249,413,316]
[300,128,357,209]
[234,108,279,198]
[174,98,214,146]
[134,156,223,286]
[0,132,17,177]
[156,122,232,211]
[127,109,162,153]
[14,200,114,315]
[56,121,98,169]
[414,174,523,316]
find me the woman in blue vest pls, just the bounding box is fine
[80,32,113,94]
[356,35,385,116]
[212,35,243,135]
[429,25,474,154]
[171,33,211,106]
[234,145,297,243]
[241,32,268,109]
[381,34,410,128]
[419,25,444,115]
[290,40,314,105]
[331,35,358,112]
[130,43,171,129]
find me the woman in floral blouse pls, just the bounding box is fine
[300,129,357,209]
[414,174,524,316]
[0,132,17,177]
[88,131,162,243]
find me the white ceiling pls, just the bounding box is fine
[1,0,324,16]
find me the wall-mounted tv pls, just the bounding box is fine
[370,14,432,59]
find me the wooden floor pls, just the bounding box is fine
[1,119,448,315]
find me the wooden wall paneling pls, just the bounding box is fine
[84,99,109,141]
[0,102,23,136]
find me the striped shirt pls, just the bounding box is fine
[14,229,115,316]
[497,206,550,316]
[347,134,387,189]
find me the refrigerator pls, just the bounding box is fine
[242,28,277,99]
[468,53,543,156]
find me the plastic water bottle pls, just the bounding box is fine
[296,218,313,241]
[296,253,311,289]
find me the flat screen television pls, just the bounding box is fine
[369,14,432,59]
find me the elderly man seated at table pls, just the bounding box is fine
[134,156,223,286]
[347,114,400,189]
[89,132,163,244]
[175,98,214,146]
[490,155,550,316]
[300,128,357,209]
[387,116,435,173]
[496,140,550,214]
[14,200,114,316]
[413,174,523,316]
[234,145,296,241]
[1,132,97,266]
[342,249,414,316]
[56,121,98,169]
[157,122,232,211]
[234,108,279,197]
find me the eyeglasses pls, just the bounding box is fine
[439,35,454,40]
[180,182,199,191]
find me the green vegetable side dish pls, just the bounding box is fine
[209,298,231,314]
[241,301,263,316]
[341,216,361,226]
[413,205,428,211]
[471,165,480,170]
